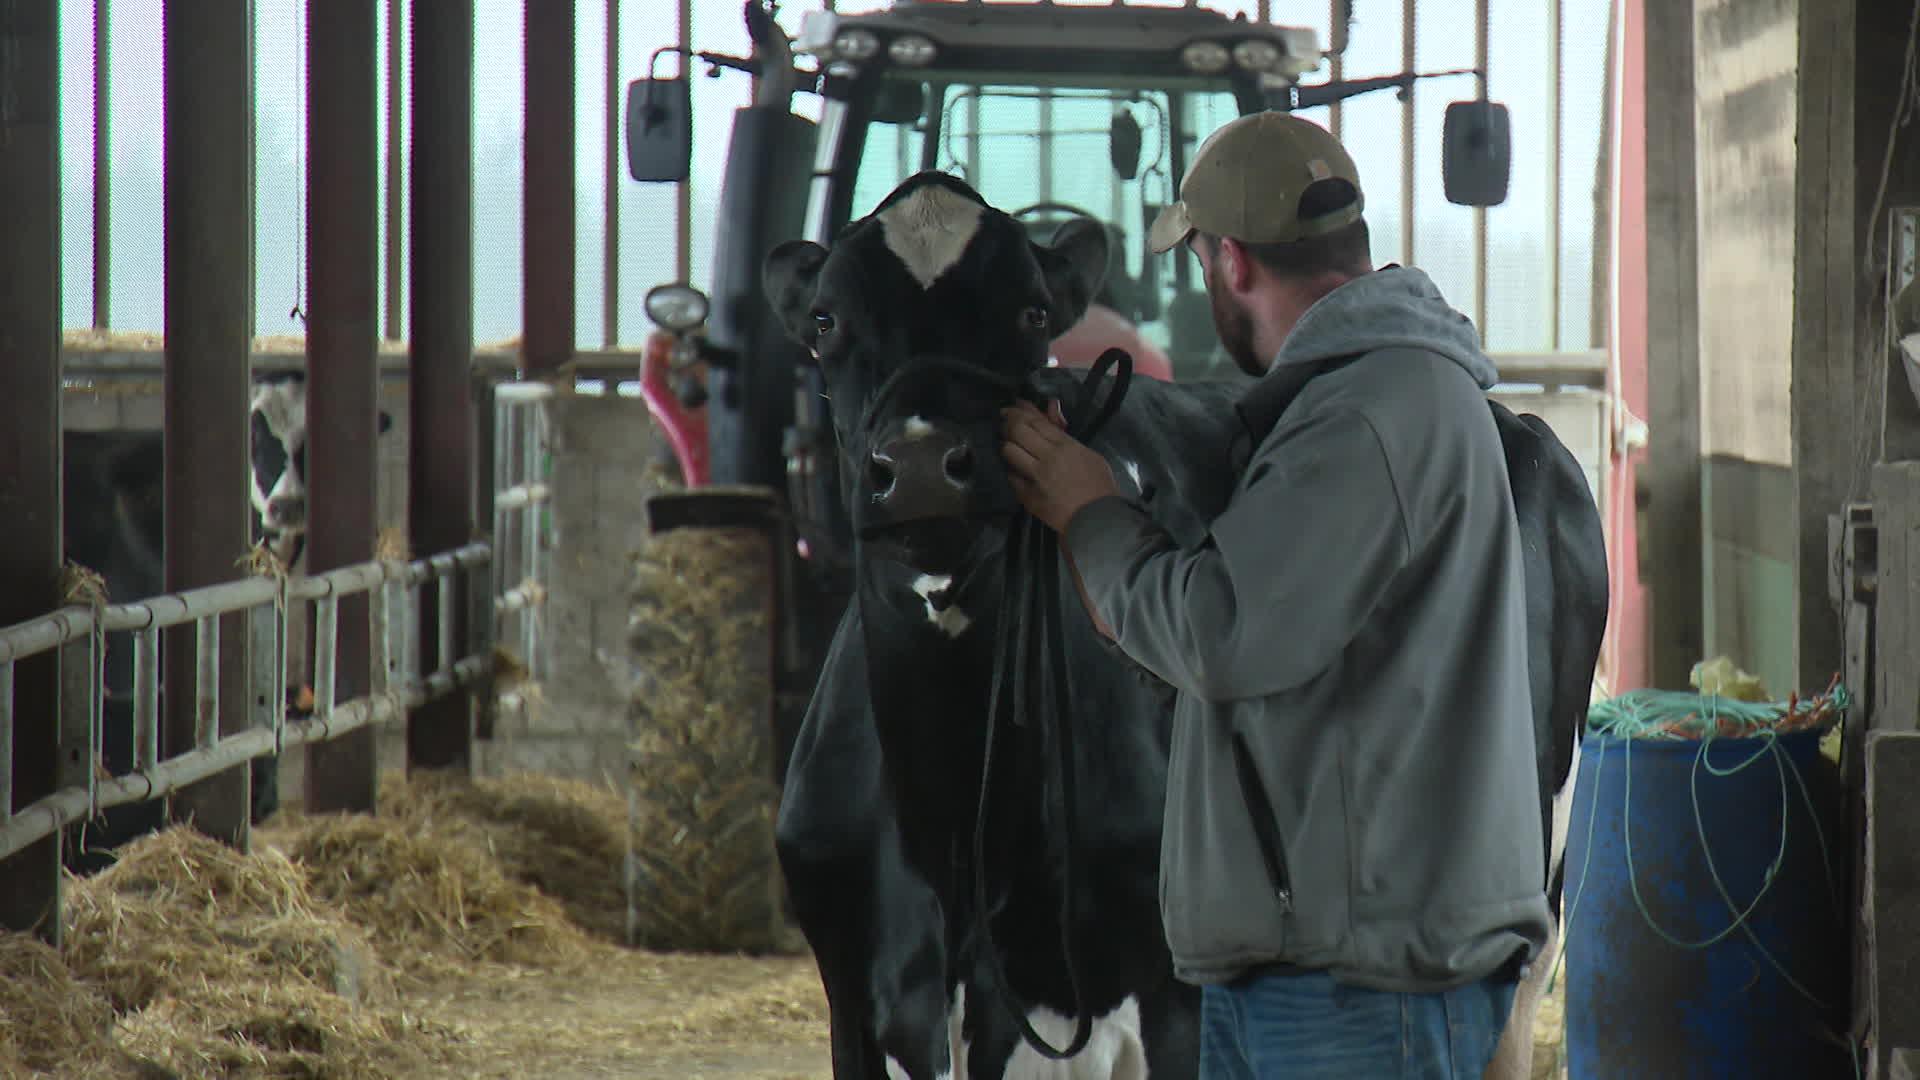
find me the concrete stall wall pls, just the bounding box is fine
[477,392,665,786]
[1692,0,1802,698]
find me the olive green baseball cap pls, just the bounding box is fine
[1148,110,1365,254]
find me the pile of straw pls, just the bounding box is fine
[0,933,117,1077]
[280,809,594,980]
[3,760,777,1077]
[377,770,631,943]
[42,825,462,1078]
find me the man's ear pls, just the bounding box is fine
[1215,235,1258,295]
[762,240,831,347]
[1035,217,1109,337]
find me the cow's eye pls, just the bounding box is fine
[1022,307,1048,331]
[813,311,836,337]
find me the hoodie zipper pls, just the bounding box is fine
[1230,732,1294,913]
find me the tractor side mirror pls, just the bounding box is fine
[627,76,693,183]
[1441,100,1511,207]
[1110,109,1143,181]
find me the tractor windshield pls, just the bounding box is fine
[820,73,1255,381]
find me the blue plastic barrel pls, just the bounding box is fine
[1562,728,1850,1079]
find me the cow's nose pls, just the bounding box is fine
[266,494,306,528]
[868,424,974,517]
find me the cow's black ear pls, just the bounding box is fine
[1036,218,1109,336]
[762,240,831,346]
[378,409,393,435]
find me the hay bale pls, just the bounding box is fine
[625,525,792,954]
[377,771,630,942]
[0,932,118,1076]
[282,811,593,976]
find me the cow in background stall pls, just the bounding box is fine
[59,375,393,873]
[761,170,1608,1079]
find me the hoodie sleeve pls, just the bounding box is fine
[1063,406,1411,703]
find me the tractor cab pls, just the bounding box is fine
[785,0,1327,382]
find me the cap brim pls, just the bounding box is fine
[1148,201,1194,255]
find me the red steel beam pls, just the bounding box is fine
[524,0,577,373]
[304,0,383,812]
[407,0,479,772]
[0,1,66,941]
[162,0,255,844]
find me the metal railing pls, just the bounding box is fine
[493,382,554,685]
[0,544,490,860]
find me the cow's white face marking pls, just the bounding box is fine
[911,573,972,638]
[1123,460,1142,493]
[1001,993,1147,1080]
[877,183,984,290]
[904,416,935,439]
[249,379,309,529]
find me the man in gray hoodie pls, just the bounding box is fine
[1000,110,1550,1078]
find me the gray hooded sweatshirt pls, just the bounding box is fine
[1063,265,1552,992]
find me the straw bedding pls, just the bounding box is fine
[0,769,648,1077]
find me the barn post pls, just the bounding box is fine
[1639,0,1702,690]
[304,0,384,813]
[524,0,577,375]
[162,0,256,845]
[407,0,479,773]
[0,0,66,941]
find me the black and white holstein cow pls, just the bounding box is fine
[59,374,393,873]
[249,371,395,568]
[763,171,1609,1080]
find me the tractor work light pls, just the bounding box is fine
[833,28,881,61]
[888,34,937,66]
[645,283,711,334]
[1180,41,1230,74]
[1231,39,1282,72]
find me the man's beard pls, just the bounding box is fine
[1209,283,1264,377]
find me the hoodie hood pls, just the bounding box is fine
[1269,265,1498,390]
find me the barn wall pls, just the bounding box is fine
[1692,0,1801,697]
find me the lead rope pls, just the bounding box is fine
[973,347,1134,1061]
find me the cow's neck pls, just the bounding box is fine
[853,554,1060,909]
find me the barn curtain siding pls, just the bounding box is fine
[1692,0,1800,698]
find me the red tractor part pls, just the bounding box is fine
[1047,302,1176,382]
[639,328,711,487]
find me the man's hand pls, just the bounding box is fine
[999,398,1118,534]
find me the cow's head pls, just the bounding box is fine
[249,373,394,563]
[762,172,1108,577]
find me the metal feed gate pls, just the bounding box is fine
[0,384,553,942]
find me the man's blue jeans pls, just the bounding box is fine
[1198,969,1518,1079]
